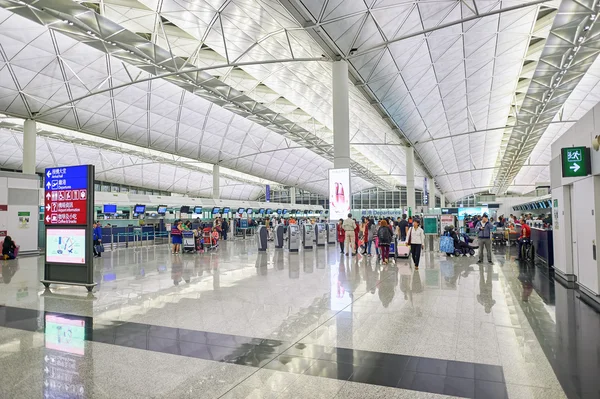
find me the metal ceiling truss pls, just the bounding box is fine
[0,0,393,189]
[492,0,600,193]
[0,119,270,190]
[278,0,564,201]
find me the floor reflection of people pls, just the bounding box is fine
[477,264,496,313]
[172,254,183,285]
[1,261,19,284]
[411,269,424,316]
[365,258,379,294]
[399,264,411,300]
[440,260,456,288]
[378,265,398,308]
[517,260,534,301]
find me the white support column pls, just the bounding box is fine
[428,178,436,210]
[23,119,36,174]
[212,164,219,199]
[332,60,350,169]
[441,194,446,208]
[406,147,415,215]
[290,187,296,205]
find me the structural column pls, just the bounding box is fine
[212,164,219,199]
[428,177,436,210]
[23,119,36,174]
[290,187,296,205]
[441,194,446,208]
[332,60,350,169]
[406,147,415,215]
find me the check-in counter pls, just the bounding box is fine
[531,227,553,266]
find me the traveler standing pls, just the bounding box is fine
[367,219,377,256]
[377,220,393,264]
[93,222,103,258]
[397,214,409,242]
[476,214,493,264]
[342,213,356,255]
[222,219,229,240]
[406,220,425,269]
[171,220,183,254]
[516,217,531,260]
[336,219,345,253]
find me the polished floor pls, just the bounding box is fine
[0,237,597,398]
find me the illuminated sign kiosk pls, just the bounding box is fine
[42,165,96,291]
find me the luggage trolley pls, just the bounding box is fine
[203,227,218,251]
[182,231,196,253]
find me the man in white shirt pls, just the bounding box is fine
[342,213,356,255]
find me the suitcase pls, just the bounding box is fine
[395,240,410,258]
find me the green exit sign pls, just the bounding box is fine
[561,147,591,177]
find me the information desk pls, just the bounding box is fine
[531,227,553,266]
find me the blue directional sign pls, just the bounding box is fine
[45,166,89,191]
[44,165,92,226]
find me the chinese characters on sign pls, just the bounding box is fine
[44,166,89,225]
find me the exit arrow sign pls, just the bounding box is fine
[570,163,580,172]
[561,147,590,178]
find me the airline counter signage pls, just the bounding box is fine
[44,166,91,226]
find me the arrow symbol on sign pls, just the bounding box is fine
[46,171,51,178]
[46,216,50,222]
[46,192,51,200]
[46,182,51,189]
[46,204,50,211]
[570,163,581,172]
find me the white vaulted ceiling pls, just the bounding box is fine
[0,0,598,201]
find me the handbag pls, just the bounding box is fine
[95,243,105,253]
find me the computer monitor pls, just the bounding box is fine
[157,205,167,214]
[103,204,117,214]
[134,204,145,214]
[237,208,245,214]
[194,206,202,214]
[212,207,220,214]
[223,207,230,214]
[180,206,190,213]
[246,208,253,214]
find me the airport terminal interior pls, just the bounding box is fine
[1,0,600,397]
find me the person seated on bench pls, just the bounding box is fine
[2,236,17,260]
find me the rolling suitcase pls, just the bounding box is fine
[395,239,410,258]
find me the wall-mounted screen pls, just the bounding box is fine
[212,207,220,214]
[237,208,245,214]
[222,207,230,214]
[328,168,351,221]
[134,204,146,214]
[180,206,190,213]
[246,208,253,214]
[157,205,167,214]
[194,206,202,214]
[103,204,117,214]
[46,228,86,264]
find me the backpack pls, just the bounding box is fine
[378,226,392,244]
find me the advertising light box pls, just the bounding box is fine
[46,228,86,264]
[328,168,351,221]
[45,314,87,355]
